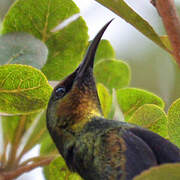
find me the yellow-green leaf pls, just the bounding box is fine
[116,88,165,120]
[97,83,112,118]
[94,39,115,63]
[0,64,52,114]
[128,104,168,137]
[167,98,180,147]
[94,59,130,90]
[2,0,88,80]
[48,157,82,180]
[134,163,180,180]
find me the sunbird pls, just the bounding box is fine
[46,20,180,180]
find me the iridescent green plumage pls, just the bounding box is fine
[46,20,180,180]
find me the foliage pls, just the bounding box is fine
[0,0,179,180]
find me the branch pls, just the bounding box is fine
[151,0,180,66]
[1,157,54,180]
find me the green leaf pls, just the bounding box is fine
[116,88,165,120]
[95,0,170,53]
[0,64,52,114]
[134,163,180,180]
[40,135,58,156]
[97,83,112,118]
[94,39,115,63]
[160,35,172,51]
[2,113,37,144]
[47,157,82,180]
[167,98,180,147]
[128,104,168,137]
[0,32,48,69]
[94,59,130,89]
[2,0,88,80]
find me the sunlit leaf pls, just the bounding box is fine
[167,98,180,147]
[2,0,88,80]
[128,104,168,137]
[134,163,180,180]
[0,32,48,69]
[94,40,115,63]
[94,59,130,89]
[0,64,52,114]
[160,35,172,51]
[97,83,112,118]
[116,88,165,120]
[48,157,82,180]
[95,0,170,53]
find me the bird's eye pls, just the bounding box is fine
[55,87,66,98]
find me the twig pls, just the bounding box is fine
[6,115,26,169]
[151,0,180,66]
[1,157,53,180]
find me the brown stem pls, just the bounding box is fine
[1,157,53,180]
[6,115,26,168]
[1,142,8,168]
[19,155,57,167]
[151,0,180,66]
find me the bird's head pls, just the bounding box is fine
[47,20,113,133]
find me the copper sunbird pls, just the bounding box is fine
[46,20,180,180]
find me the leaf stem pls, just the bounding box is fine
[6,115,26,169]
[1,157,53,180]
[151,0,180,66]
[1,141,8,168]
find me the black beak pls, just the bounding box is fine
[77,19,113,79]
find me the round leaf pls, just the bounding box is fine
[0,64,52,114]
[0,32,48,69]
[134,163,180,180]
[94,59,130,89]
[97,83,112,118]
[2,0,88,80]
[116,88,165,120]
[90,39,115,63]
[168,98,180,147]
[128,104,168,137]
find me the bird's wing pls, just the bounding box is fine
[91,127,158,180]
[129,127,180,164]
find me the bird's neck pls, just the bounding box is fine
[56,85,103,133]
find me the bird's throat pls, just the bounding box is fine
[56,85,102,133]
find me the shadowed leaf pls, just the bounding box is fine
[0,32,48,68]
[0,64,52,114]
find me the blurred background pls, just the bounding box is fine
[0,0,180,179]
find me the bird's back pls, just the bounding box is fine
[69,117,180,180]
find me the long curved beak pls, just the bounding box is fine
[77,19,113,79]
